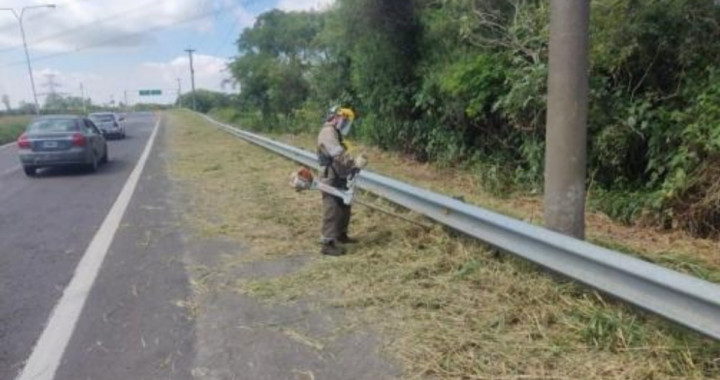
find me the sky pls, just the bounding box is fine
[0,0,335,108]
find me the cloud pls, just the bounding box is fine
[102,54,234,105]
[0,0,268,107]
[0,0,236,52]
[0,53,233,108]
[143,54,230,85]
[276,0,336,12]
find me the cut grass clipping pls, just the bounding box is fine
[167,111,720,380]
[248,130,720,281]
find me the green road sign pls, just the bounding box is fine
[139,89,162,96]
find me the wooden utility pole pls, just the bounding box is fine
[543,0,591,239]
[177,77,182,108]
[185,48,196,111]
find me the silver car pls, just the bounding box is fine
[17,115,109,176]
[89,112,125,139]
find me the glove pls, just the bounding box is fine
[355,154,368,169]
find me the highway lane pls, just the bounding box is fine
[53,116,193,380]
[0,113,158,378]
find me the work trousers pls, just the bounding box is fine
[321,193,351,242]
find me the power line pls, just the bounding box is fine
[0,4,238,69]
[0,0,98,35]
[211,12,242,57]
[193,9,246,71]
[0,1,164,56]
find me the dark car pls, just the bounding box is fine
[17,115,109,176]
[89,112,125,139]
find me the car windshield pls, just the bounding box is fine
[90,115,115,122]
[27,119,79,133]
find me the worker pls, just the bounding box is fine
[317,106,367,256]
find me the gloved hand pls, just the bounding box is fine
[355,154,368,169]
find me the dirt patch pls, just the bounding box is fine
[167,111,720,380]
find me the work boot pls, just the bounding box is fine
[337,234,359,244]
[321,241,345,256]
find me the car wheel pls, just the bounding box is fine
[100,148,109,164]
[23,166,37,176]
[88,153,99,172]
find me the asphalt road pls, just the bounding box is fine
[0,113,193,380]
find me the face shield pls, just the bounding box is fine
[337,117,354,137]
[334,107,356,137]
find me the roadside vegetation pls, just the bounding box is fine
[205,122,720,281]
[178,0,720,238]
[167,111,720,380]
[0,115,30,145]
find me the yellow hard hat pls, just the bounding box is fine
[336,107,355,121]
[327,106,355,121]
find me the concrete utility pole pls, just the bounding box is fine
[80,83,87,114]
[185,48,197,111]
[124,90,128,111]
[0,5,56,115]
[543,0,591,240]
[176,77,182,108]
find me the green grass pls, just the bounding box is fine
[0,115,31,145]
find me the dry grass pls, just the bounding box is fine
[273,133,720,279]
[166,111,720,380]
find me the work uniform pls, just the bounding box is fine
[317,121,356,243]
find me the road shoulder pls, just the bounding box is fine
[166,110,720,380]
[167,111,399,380]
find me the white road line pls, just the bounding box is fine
[16,117,162,380]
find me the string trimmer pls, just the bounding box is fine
[289,167,432,229]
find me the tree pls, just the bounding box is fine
[43,93,88,112]
[177,90,232,113]
[18,101,35,114]
[218,0,720,234]
[229,10,326,122]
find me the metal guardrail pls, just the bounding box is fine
[198,113,720,341]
